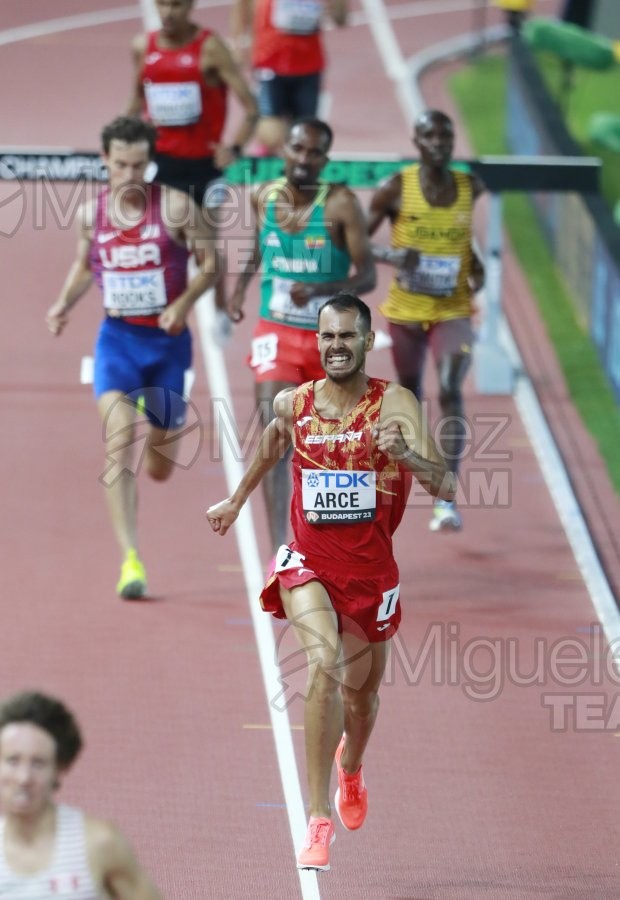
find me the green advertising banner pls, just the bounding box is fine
[224,157,473,187]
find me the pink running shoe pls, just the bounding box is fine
[334,735,368,831]
[297,817,335,870]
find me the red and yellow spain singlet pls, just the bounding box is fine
[290,378,412,567]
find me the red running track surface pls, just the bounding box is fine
[3,1,620,897]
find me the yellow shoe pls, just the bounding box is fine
[116,549,147,600]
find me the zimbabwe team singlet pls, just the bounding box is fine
[290,377,412,566]
[380,164,474,324]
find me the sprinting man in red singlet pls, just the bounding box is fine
[207,292,455,871]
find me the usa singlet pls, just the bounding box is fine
[90,183,189,327]
[141,29,227,158]
[258,181,351,330]
[381,164,474,324]
[290,378,412,564]
[0,805,99,899]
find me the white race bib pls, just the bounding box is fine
[102,269,167,316]
[250,332,278,368]
[269,276,326,328]
[302,469,376,524]
[144,81,202,126]
[271,0,322,34]
[274,545,306,573]
[398,253,461,297]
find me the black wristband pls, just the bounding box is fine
[230,144,243,159]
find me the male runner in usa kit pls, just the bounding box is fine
[47,116,218,600]
[207,292,454,870]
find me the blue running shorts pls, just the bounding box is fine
[94,317,192,429]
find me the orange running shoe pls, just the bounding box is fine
[297,817,335,870]
[334,735,368,831]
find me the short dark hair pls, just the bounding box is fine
[0,692,83,770]
[318,292,372,333]
[101,116,157,157]
[413,109,453,135]
[288,117,334,152]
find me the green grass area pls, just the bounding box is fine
[449,53,620,492]
[534,52,620,207]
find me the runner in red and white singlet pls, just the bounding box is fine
[0,691,161,899]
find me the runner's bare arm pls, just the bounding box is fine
[202,35,258,168]
[228,185,264,321]
[158,190,218,334]
[46,202,95,335]
[86,818,162,900]
[471,172,486,202]
[376,383,456,500]
[468,174,486,291]
[126,34,147,116]
[365,172,419,269]
[229,0,254,64]
[338,187,377,294]
[207,389,295,535]
[469,246,485,292]
[367,172,401,235]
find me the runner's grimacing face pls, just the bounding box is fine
[414,118,454,169]
[156,0,192,35]
[284,126,329,189]
[318,307,373,382]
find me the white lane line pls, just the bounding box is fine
[139,0,160,31]
[346,0,478,28]
[362,0,620,640]
[0,0,229,46]
[358,0,417,123]
[317,90,332,123]
[0,0,479,46]
[500,322,620,655]
[193,292,320,899]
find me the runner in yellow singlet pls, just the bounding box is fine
[367,110,485,532]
